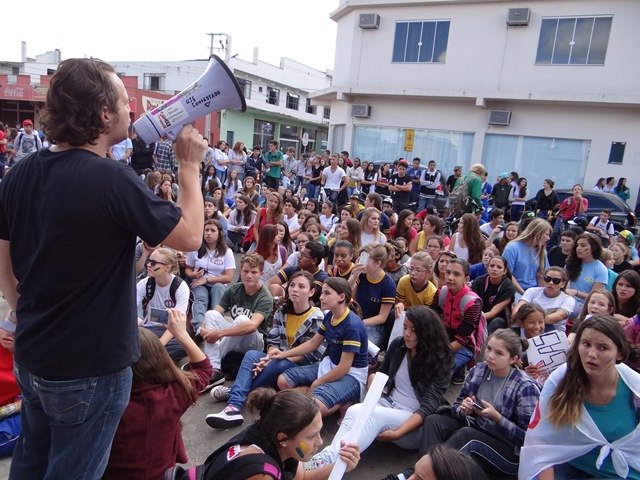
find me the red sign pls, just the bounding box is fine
[0,84,35,101]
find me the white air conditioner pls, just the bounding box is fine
[488,110,511,126]
[351,104,372,118]
[506,8,531,26]
[359,13,380,29]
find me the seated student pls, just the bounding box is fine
[267,241,329,303]
[433,250,457,289]
[611,241,633,274]
[283,196,301,235]
[318,201,339,235]
[205,271,324,429]
[0,313,21,457]
[519,316,640,480]
[436,258,484,376]
[328,240,356,279]
[510,303,558,385]
[389,209,418,245]
[169,389,360,480]
[357,192,392,235]
[547,228,577,267]
[567,289,616,344]
[104,309,212,480]
[564,233,608,313]
[586,208,615,247]
[185,220,236,330]
[513,266,575,333]
[480,208,505,240]
[612,270,640,325]
[617,229,639,268]
[326,218,361,273]
[385,239,409,285]
[348,243,397,348]
[388,444,489,480]
[227,194,257,249]
[469,244,499,280]
[137,248,191,361]
[471,256,515,334]
[308,307,452,469]
[382,197,398,227]
[199,253,274,388]
[493,221,520,255]
[359,207,387,245]
[394,252,437,320]
[272,278,368,417]
[399,329,540,479]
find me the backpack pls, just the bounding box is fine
[142,276,192,314]
[438,286,487,354]
[15,132,42,153]
[164,444,282,480]
[449,177,471,217]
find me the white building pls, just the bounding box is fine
[111,49,332,153]
[313,0,640,206]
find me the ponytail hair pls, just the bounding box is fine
[323,277,362,317]
[248,388,319,449]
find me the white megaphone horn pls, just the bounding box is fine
[133,55,246,144]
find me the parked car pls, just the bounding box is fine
[527,189,637,233]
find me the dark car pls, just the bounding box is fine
[528,189,636,233]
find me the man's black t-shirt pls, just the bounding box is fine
[390,174,411,205]
[0,148,182,380]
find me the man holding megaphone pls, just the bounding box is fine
[0,57,208,480]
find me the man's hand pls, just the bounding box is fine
[173,125,206,170]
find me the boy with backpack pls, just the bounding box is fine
[586,208,615,247]
[12,120,43,164]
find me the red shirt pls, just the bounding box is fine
[0,345,20,406]
[559,196,588,220]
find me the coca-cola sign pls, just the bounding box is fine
[0,85,35,101]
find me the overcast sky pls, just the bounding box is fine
[4,0,338,72]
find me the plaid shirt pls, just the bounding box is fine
[452,362,540,451]
[267,306,325,365]
[154,139,175,171]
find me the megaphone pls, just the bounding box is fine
[133,55,246,144]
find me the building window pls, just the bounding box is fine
[266,87,280,105]
[305,98,317,114]
[323,106,331,120]
[236,78,251,99]
[482,134,590,188]
[353,126,473,165]
[253,119,275,149]
[286,93,299,110]
[536,16,612,65]
[392,20,450,63]
[280,124,300,140]
[143,74,165,91]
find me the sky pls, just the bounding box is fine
[3,0,339,72]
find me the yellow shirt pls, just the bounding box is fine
[396,275,437,308]
[285,306,315,347]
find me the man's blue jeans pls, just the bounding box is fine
[10,363,132,480]
[453,346,474,372]
[191,283,226,330]
[228,350,297,409]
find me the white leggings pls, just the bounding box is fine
[311,399,421,465]
[203,310,264,370]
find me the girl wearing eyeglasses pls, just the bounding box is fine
[512,266,575,333]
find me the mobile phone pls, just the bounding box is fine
[472,399,485,410]
[499,225,506,232]
[358,252,369,265]
[149,307,169,325]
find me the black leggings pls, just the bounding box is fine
[419,414,520,476]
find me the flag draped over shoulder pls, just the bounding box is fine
[519,363,640,479]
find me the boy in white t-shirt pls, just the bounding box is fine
[586,209,615,246]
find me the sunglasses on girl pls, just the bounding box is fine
[543,275,563,285]
[146,259,167,267]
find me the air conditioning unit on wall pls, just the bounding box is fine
[359,13,380,29]
[506,8,531,26]
[489,110,512,126]
[351,104,372,118]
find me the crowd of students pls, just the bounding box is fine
[3,149,640,480]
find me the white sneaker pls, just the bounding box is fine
[205,405,244,429]
[210,385,231,402]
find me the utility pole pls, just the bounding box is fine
[206,33,232,61]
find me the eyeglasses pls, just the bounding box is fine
[543,275,563,285]
[298,252,312,259]
[295,239,308,245]
[146,259,168,267]
[408,267,427,274]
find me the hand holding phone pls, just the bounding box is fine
[472,398,485,410]
[358,252,369,265]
